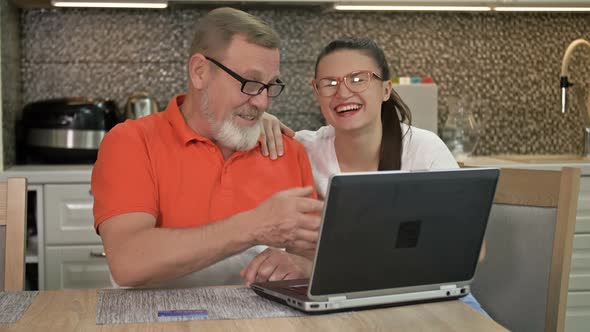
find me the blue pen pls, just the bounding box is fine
[157,309,209,317]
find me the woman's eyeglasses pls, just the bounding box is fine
[205,56,285,98]
[312,71,384,97]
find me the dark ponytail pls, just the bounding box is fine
[314,37,412,170]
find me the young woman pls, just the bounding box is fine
[242,37,489,317]
[262,37,456,198]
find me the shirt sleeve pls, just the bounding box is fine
[91,122,159,233]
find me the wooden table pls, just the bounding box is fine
[0,289,508,331]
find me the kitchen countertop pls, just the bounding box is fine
[2,155,590,185]
[459,155,590,175]
[0,164,93,184]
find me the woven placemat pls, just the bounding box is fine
[96,287,306,324]
[0,291,38,323]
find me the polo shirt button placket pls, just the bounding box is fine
[207,143,223,163]
[220,165,230,186]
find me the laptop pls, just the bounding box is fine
[251,168,500,313]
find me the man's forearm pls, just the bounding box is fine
[104,211,256,287]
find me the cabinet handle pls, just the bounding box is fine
[90,251,106,258]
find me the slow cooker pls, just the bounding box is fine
[21,98,121,164]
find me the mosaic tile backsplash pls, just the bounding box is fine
[7,7,590,164]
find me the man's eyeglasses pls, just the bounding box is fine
[205,56,285,98]
[312,71,384,97]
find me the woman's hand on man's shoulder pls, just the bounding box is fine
[259,113,295,160]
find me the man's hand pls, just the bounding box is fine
[258,113,295,160]
[249,186,323,252]
[241,248,312,286]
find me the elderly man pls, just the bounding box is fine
[91,7,322,288]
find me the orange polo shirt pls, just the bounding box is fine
[92,94,316,232]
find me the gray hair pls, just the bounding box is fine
[189,7,280,59]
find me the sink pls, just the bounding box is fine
[491,154,590,164]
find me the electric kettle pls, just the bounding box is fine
[124,92,160,119]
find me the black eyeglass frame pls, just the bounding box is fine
[205,56,285,98]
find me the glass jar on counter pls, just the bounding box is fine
[441,96,481,158]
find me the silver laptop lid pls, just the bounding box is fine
[308,168,499,301]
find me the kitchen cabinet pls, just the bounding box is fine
[569,179,590,332]
[0,165,112,290]
[45,245,111,289]
[44,184,99,245]
[43,184,111,290]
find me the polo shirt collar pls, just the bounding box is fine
[164,94,209,144]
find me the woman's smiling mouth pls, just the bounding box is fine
[334,103,363,117]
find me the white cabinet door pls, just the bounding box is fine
[44,184,100,245]
[566,292,590,332]
[576,177,590,233]
[568,176,590,331]
[570,234,590,291]
[45,245,111,290]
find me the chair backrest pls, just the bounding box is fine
[471,167,580,332]
[0,178,27,291]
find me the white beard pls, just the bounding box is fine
[216,117,261,151]
[201,93,262,151]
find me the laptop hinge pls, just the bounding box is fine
[327,295,347,302]
[440,284,457,290]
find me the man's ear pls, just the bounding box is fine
[382,80,393,102]
[188,53,209,90]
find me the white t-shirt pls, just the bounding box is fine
[295,123,458,198]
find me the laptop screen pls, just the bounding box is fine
[309,168,499,296]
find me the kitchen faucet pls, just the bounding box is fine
[560,38,590,156]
